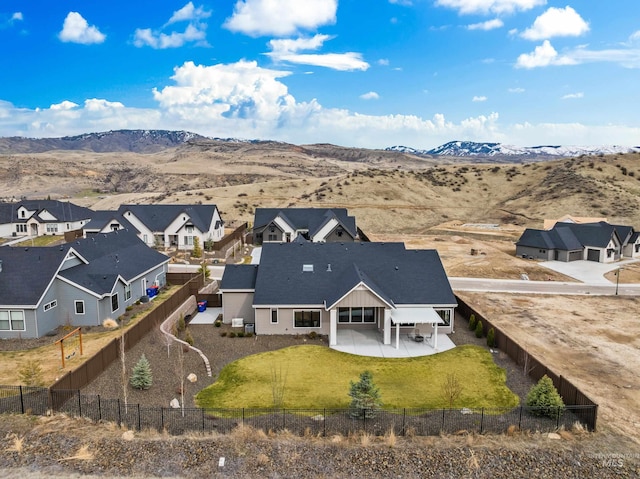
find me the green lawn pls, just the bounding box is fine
[195,344,519,410]
[14,235,64,247]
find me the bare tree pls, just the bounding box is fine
[174,343,186,417]
[103,318,128,412]
[441,373,463,409]
[270,364,288,409]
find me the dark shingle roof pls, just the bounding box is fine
[117,204,219,233]
[517,221,624,250]
[0,203,16,224]
[253,208,357,238]
[220,264,259,290]
[59,230,169,295]
[555,222,618,248]
[16,200,94,223]
[253,242,456,307]
[83,210,134,232]
[0,246,68,306]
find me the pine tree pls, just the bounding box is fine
[526,375,564,418]
[130,354,153,390]
[348,370,382,418]
[192,237,202,258]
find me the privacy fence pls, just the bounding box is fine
[49,275,206,392]
[0,385,596,437]
[455,295,598,431]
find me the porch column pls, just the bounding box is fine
[433,322,438,351]
[395,321,400,349]
[383,309,391,345]
[329,309,337,346]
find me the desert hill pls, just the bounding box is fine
[1,135,639,234]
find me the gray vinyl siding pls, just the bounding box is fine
[255,307,329,335]
[515,245,553,261]
[222,292,255,324]
[254,223,284,244]
[49,281,100,329]
[0,309,37,339]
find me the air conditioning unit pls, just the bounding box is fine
[12,232,17,237]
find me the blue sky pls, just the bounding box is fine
[1,0,639,149]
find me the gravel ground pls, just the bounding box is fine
[81,312,534,409]
[0,414,638,479]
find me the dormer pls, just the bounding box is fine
[17,206,33,219]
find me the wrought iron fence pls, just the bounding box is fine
[0,385,597,437]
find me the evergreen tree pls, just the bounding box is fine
[130,354,153,390]
[475,320,484,338]
[348,370,382,418]
[526,375,564,418]
[192,237,202,258]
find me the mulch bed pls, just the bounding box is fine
[80,313,536,411]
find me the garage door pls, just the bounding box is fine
[568,250,582,261]
[587,249,600,262]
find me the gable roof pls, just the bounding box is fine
[0,203,15,224]
[253,208,357,238]
[0,245,69,306]
[252,242,456,308]
[58,229,170,295]
[14,200,94,223]
[83,210,134,232]
[517,221,624,251]
[117,204,219,233]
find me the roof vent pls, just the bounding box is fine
[327,263,332,272]
[303,264,314,273]
[0,259,3,273]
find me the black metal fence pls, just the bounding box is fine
[0,386,597,437]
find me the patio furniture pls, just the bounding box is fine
[408,329,424,342]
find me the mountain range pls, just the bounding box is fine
[1,130,638,158]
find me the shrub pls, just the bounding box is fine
[192,237,202,258]
[245,332,253,338]
[487,328,495,347]
[526,375,565,418]
[468,314,477,331]
[184,328,194,346]
[220,331,227,337]
[349,371,382,418]
[307,331,318,340]
[237,331,245,338]
[214,320,222,328]
[228,331,237,338]
[18,360,45,387]
[177,314,186,333]
[130,354,153,390]
[475,320,483,338]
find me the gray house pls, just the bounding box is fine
[515,221,639,263]
[220,242,457,349]
[0,230,169,339]
[252,208,357,244]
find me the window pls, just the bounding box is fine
[124,284,132,302]
[46,224,58,234]
[75,301,85,315]
[294,310,321,328]
[43,300,57,312]
[185,236,194,246]
[111,293,119,312]
[16,224,27,233]
[186,225,194,233]
[271,309,278,324]
[437,309,451,326]
[338,307,376,324]
[0,310,25,331]
[267,234,277,241]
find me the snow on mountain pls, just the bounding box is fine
[387,141,640,158]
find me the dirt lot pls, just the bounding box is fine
[459,292,640,445]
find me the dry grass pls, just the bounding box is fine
[6,435,24,454]
[59,444,94,462]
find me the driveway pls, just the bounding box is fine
[538,258,639,285]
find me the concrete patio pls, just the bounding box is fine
[331,329,456,358]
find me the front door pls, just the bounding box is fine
[30,224,38,236]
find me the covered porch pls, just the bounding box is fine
[331,329,455,358]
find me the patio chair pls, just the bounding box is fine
[408,328,424,342]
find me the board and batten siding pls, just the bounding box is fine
[334,287,387,309]
[222,292,255,324]
[255,307,330,335]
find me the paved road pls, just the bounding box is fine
[449,277,640,296]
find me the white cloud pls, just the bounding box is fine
[84,99,125,111]
[435,0,546,15]
[516,40,575,68]
[508,87,525,93]
[562,92,583,100]
[472,95,487,102]
[59,12,106,44]
[467,19,503,31]
[50,101,79,110]
[266,35,369,71]
[134,3,209,49]
[377,59,390,66]
[389,0,413,5]
[360,92,379,100]
[11,12,23,22]
[630,30,640,43]
[521,6,589,41]
[517,40,640,69]
[224,0,337,36]
[167,2,211,25]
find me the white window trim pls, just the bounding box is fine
[124,284,132,302]
[111,293,119,313]
[270,308,278,324]
[293,309,322,329]
[75,300,85,315]
[43,300,58,312]
[0,310,26,331]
